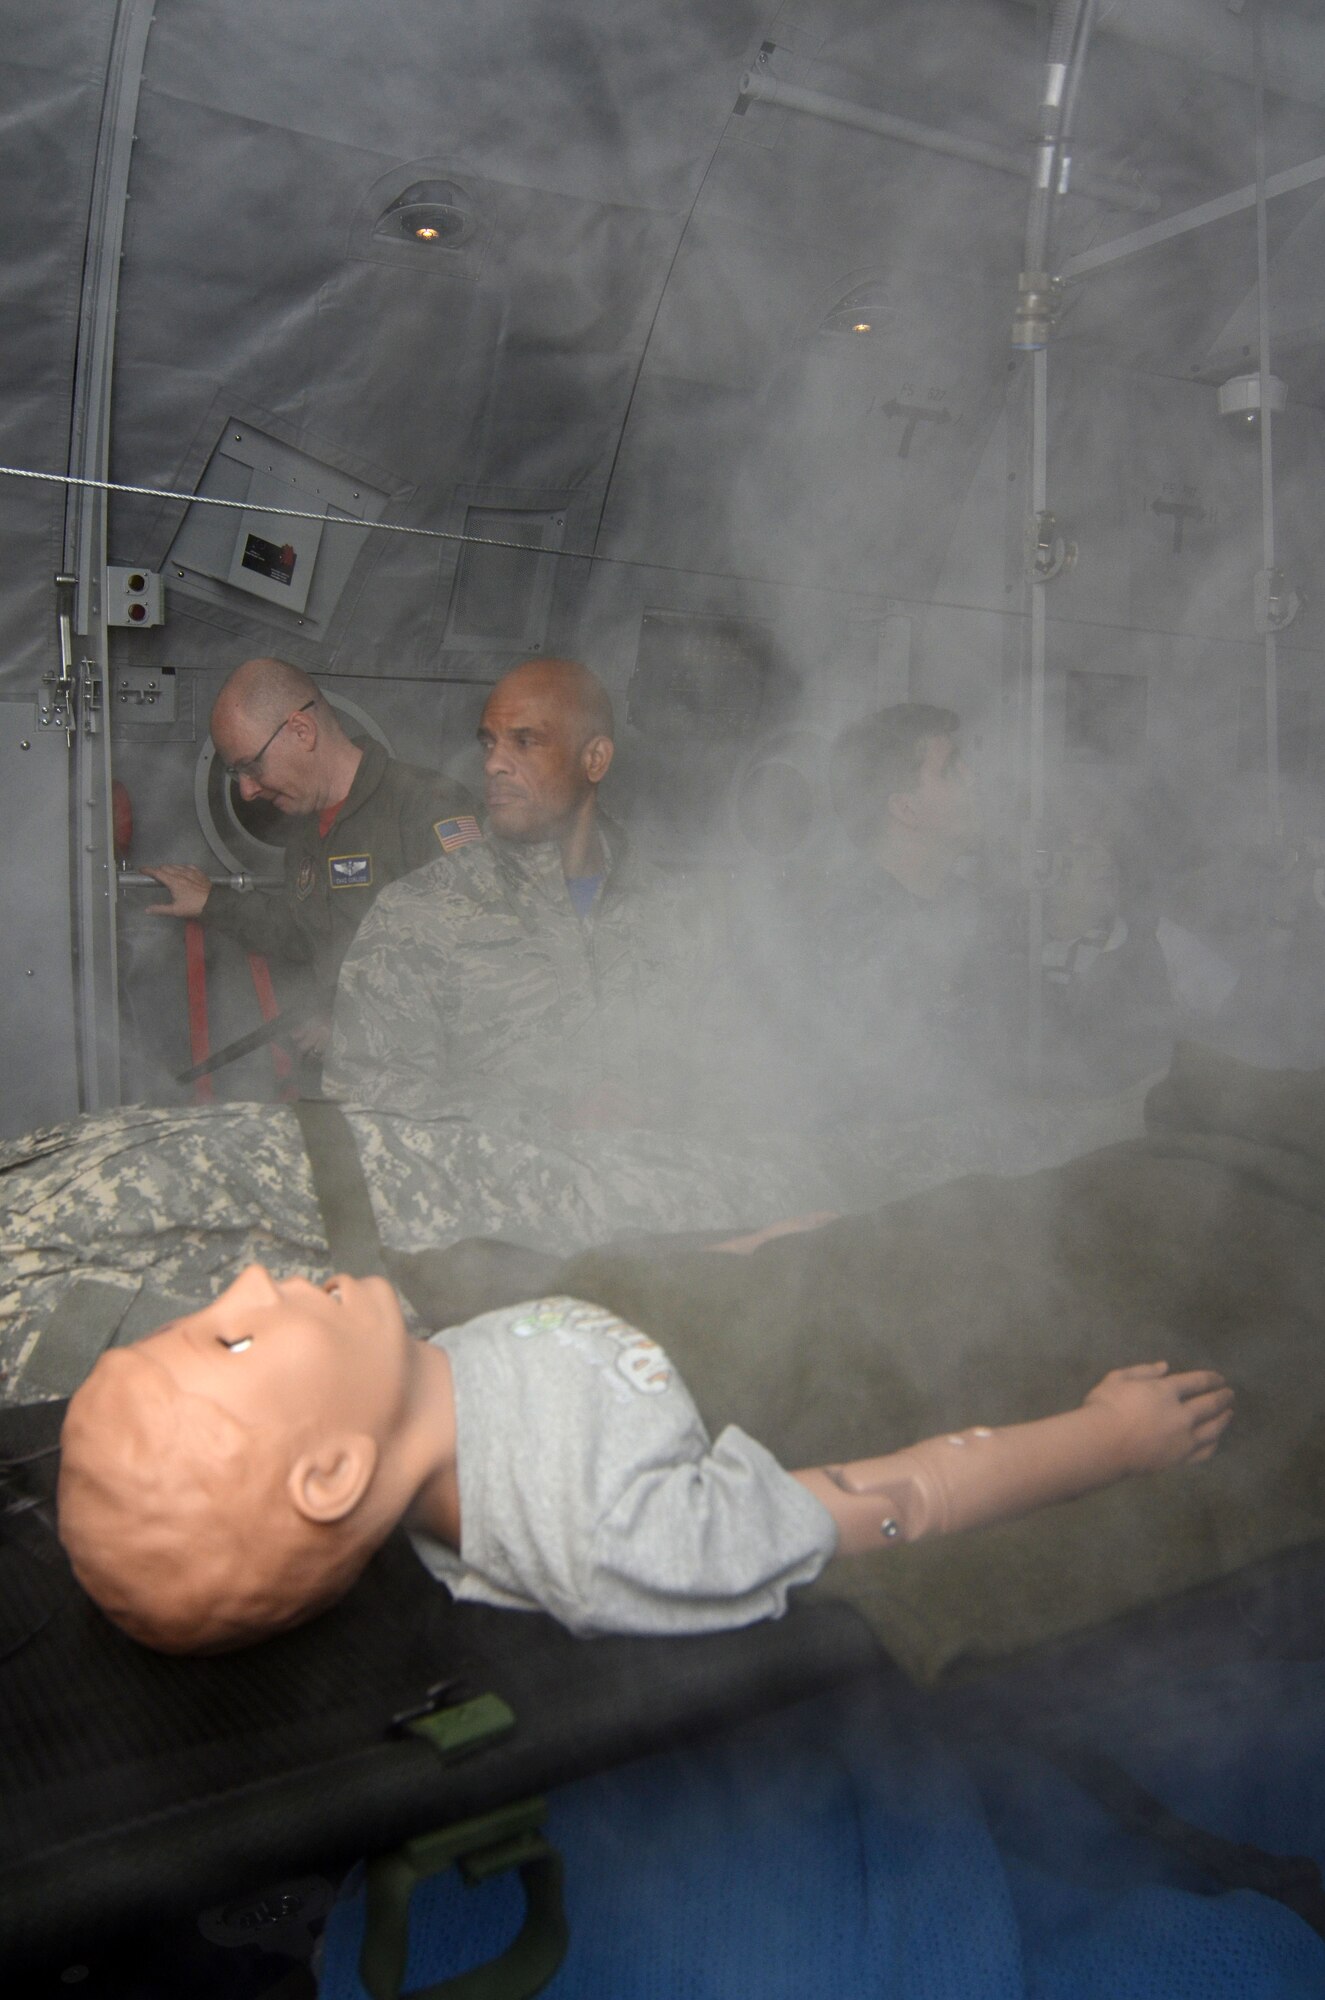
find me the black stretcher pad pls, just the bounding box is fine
[0,1399,881,1972]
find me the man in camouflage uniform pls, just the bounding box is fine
[326,658,731,1127]
[144,656,475,1060]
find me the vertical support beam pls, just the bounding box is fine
[61,0,156,1110]
[1024,346,1049,1091]
[1252,0,1281,843]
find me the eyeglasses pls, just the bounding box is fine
[222,700,315,781]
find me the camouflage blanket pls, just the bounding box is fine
[0,1100,838,1399]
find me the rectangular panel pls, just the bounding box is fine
[444,507,565,651]
[166,418,387,637]
[626,610,796,737]
[0,702,78,1137]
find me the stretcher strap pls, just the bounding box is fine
[184,919,214,1104]
[245,951,294,1093]
[20,1281,141,1400]
[1042,1737,1325,1941]
[19,1283,208,1400]
[292,1100,390,1279]
[291,1101,559,1322]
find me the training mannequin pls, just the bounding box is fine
[56,1265,1232,1654]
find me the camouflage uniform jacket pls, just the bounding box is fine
[201,737,475,1010]
[326,816,726,1124]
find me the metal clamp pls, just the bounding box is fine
[1027,510,1076,584]
[1253,566,1301,635]
[42,574,80,741]
[80,657,102,737]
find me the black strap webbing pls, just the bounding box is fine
[21,1281,228,1399]
[21,1281,140,1399]
[1044,1739,1325,1941]
[293,1099,390,1279]
[292,1100,559,1325]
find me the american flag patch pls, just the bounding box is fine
[433,814,482,852]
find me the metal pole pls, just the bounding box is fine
[1025,346,1049,1090]
[1061,152,1325,279]
[1252,0,1281,841]
[61,0,157,1111]
[737,70,1156,214]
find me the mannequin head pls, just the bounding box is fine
[57,1266,453,1652]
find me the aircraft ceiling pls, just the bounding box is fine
[4,0,1325,699]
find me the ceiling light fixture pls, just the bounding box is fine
[1217,371,1287,424]
[818,283,893,337]
[374,182,473,249]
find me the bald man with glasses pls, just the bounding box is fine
[145,657,474,1067]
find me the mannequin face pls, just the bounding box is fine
[134,1264,413,1440]
[57,1265,419,1652]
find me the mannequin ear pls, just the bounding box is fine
[888,787,919,829]
[287,1434,378,1524]
[582,734,614,784]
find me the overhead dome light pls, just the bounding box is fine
[374,182,473,248]
[818,283,891,337]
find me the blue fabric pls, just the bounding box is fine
[320,1682,1023,1999]
[566,875,603,919]
[319,1664,1325,2000]
[962,1655,1325,2000]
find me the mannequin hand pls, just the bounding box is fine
[143,864,212,917]
[1083,1361,1234,1473]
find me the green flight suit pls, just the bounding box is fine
[200,737,475,1013]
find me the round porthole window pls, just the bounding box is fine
[728,728,836,864]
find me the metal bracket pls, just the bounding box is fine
[114,664,177,719]
[1021,820,1055,891]
[1253,566,1301,634]
[1012,270,1063,351]
[38,671,76,740]
[1151,497,1206,555]
[1027,510,1076,583]
[80,658,103,737]
[43,573,79,742]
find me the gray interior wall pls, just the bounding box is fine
[3,1,1325,1125]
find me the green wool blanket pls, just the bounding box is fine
[414,1045,1325,1681]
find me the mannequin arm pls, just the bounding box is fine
[792,1362,1234,1558]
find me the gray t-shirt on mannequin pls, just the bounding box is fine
[409,1298,836,1635]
